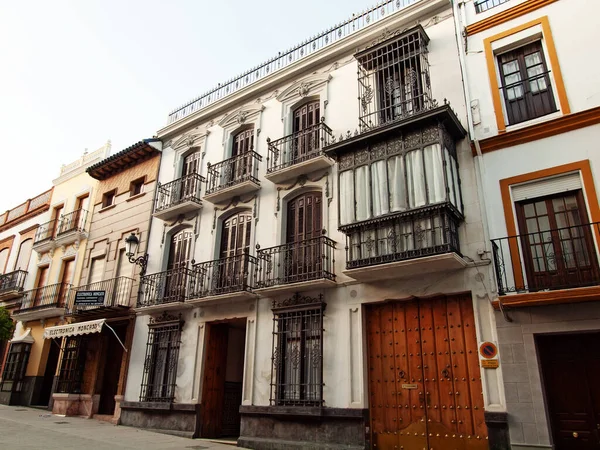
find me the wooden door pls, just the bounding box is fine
[165,230,193,301]
[293,101,320,161]
[538,332,600,449]
[517,191,599,291]
[58,259,75,306]
[216,212,252,292]
[366,295,487,450]
[201,323,229,438]
[285,192,322,282]
[182,151,201,199]
[52,205,63,237]
[34,266,49,305]
[74,195,89,230]
[231,129,254,183]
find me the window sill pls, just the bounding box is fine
[120,401,199,412]
[126,192,146,202]
[239,405,366,419]
[98,204,116,213]
[502,110,562,134]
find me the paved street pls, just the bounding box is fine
[0,404,243,450]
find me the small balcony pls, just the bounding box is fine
[13,282,70,321]
[137,268,195,312]
[54,209,89,248]
[341,204,466,282]
[265,122,334,184]
[153,173,204,221]
[67,276,135,317]
[33,219,57,253]
[0,270,27,303]
[491,222,600,306]
[474,0,510,14]
[255,236,337,296]
[188,253,258,304]
[204,151,261,204]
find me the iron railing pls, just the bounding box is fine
[342,204,461,269]
[356,26,434,133]
[474,0,510,13]
[34,219,57,244]
[257,236,336,288]
[57,209,88,236]
[67,276,135,314]
[0,270,27,295]
[167,0,420,124]
[155,173,204,213]
[491,222,600,295]
[206,151,262,196]
[138,268,196,307]
[267,121,333,174]
[18,282,71,312]
[500,70,557,126]
[190,252,258,298]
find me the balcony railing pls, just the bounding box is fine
[34,219,57,244]
[342,204,461,270]
[256,236,336,288]
[18,283,70,312]
[57,209,88,236]
[138,268,196,308]
[206,151,262,196]
[190,252,258,298]
[267,122,333,174]
[474,0,510,13]
[67,276,135,314]
[492,222,600,295]
[155,173,204,213]
[500,70,557,126]
[0,270,27,296]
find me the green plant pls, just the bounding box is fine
[0,307,15,342]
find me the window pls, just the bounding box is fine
[498,41,557,125]
[56,337,85,393]
[130,178,145,197]
[0,343,31,392]
[14,238,32,272]
[338,126,461,226]
[0,248,8,273]
[102,190,116,208]
[270,295,324,406]
[139,315,183,403]
[356,26,431,131]
[474,0,510,13]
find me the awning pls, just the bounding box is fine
[11,328,35,344]
[43,319,106,339]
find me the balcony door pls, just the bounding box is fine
[216,211,252,293]
[166,230,193,302]
[292,101,320,162]
[34,266,49,306]
[51,205,63,238]
[231,129,254,184]
[516,191,599,291]
[182,151,201,199]
[58,259,75,306]
[285,192,322,283]
[73,194,89,232]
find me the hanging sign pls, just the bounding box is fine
[74,290,106,306]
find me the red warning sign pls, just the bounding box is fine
[479,342,498,359]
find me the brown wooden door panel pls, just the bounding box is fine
[201,324,229,438]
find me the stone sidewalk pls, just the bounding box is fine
[0,404,244,449]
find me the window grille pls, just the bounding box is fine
[270,294,325,407]
[474,0,510,13]
[56,337,86,393]
[0,343,31,392]
[139,313,183,403]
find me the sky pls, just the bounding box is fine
[0,0,381,213]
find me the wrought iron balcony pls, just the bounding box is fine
[266,122,334,184]
[0,270,27,301]
[341,204,464,281]
[54,209,89,247]
[256,236,336,294]
[204,151,262,204]
[474,0,510,13]
[15,283,70,319]
[138,268,196,308]
[154,173,204,221]
[67,276,135,315]
[33,219,57,253]
[492,222,600,296]
[189,252,258,301]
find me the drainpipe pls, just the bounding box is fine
[451,0,511,322]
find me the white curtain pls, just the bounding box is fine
[407,150,426,208]
[355,165,371,221]
[340,170,355,225]
[444,147,457,208]
[424,144,445,204]
[371,160,389,217]
[388,155,407,213]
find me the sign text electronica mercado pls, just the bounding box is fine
[74,290,106,306]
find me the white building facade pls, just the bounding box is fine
[122,1,509,448]
[460,0,600,449]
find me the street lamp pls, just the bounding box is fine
[125,233,148,277]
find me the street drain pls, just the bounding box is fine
[185,447,208,449]
[54,421,69,424]
[14,409,27,411]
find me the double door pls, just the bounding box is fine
[292,101,320,161]
[366,295,487,450]
[165,230,193,301]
